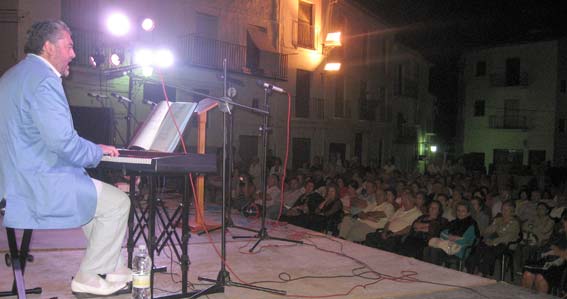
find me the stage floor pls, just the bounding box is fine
[0,207,556,299]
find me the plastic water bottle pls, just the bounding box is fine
[132,244,152,299]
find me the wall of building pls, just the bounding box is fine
[3,0,436,173]
[462,40,558,168]
[553,37,567,166]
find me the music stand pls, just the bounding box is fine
[192,99,258,236]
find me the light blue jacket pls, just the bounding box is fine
[0,55,102,229]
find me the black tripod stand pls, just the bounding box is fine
[189,60,286,298]
[233,87,303,252]
[197,71,258,236]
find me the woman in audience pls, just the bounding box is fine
[516,188,537,223]
[437,193,454,221]
[466,200,521,276]
[523,202,555,246]
[423,201,478,265]
[522,214,567,294]
[308,183,344,234]
[399,199,448,259]
[514,202,555,273]
[470,196,490,234]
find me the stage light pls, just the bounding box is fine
[324,62,341,71]
[110,53,123,66]
[155,49,174,68]
[141,18,155,32]
[142,66,154,77]
[430,145,438,153]
[107,13,131,36]
[134,49,153,66]
[89,53,105,68]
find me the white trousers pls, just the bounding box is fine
[79,178,130,275]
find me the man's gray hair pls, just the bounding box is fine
[24,20,71,55]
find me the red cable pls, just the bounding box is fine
[155,75,421,297]
[157,72,257,284]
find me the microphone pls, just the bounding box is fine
[256,80,286,94]
[87,92,108,99]
[110,92,132,103]
[143,99,157,106]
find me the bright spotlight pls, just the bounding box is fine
[141,18,155,32]
[430,145,438,153]
[110,53,123,66]
[134,49,154,66]
[155,49,174,68]
[107,13,131,36]
[142,66,154,77]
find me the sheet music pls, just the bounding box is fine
[129,101,197,152]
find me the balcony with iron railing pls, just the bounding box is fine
[72,30,288,80]
[291,97,325,120]
[489,72,529,87]
[178,34,288,80]
[292,20,315,49]
[489,115,530,130]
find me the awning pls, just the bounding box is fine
[247,27,277,53]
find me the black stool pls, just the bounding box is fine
[1,200,42,298]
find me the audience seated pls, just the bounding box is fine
[280,180,324,227]
[516,188,538,224]
[466,200,520,276]
[283,176,305,210]
[307,183,344,234]
[237,151,567,284]
[522,214,567,294]
[339,188,395,242]
[399,199,448,259]
[339,180,359,214]
[350,180,378,216]
[423,201,478,266]
[364,188,422,252]
[514,202,555,274]
[470,196,490,234]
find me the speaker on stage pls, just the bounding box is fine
[70,106,114,145]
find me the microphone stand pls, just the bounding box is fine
[232,87,303,252]
[196,65,259,237]
[189,59,285,298]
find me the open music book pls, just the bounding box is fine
[129,101,197,152]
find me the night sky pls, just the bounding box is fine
[356,0,567,146]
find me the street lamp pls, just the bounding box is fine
[324,62,341,72]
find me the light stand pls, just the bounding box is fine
[233,87,303,252]
[189,60,286,298]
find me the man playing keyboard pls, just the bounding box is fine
[0,20,131,297]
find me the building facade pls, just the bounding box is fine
[459,38,567,172]
[0,0,436,173]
